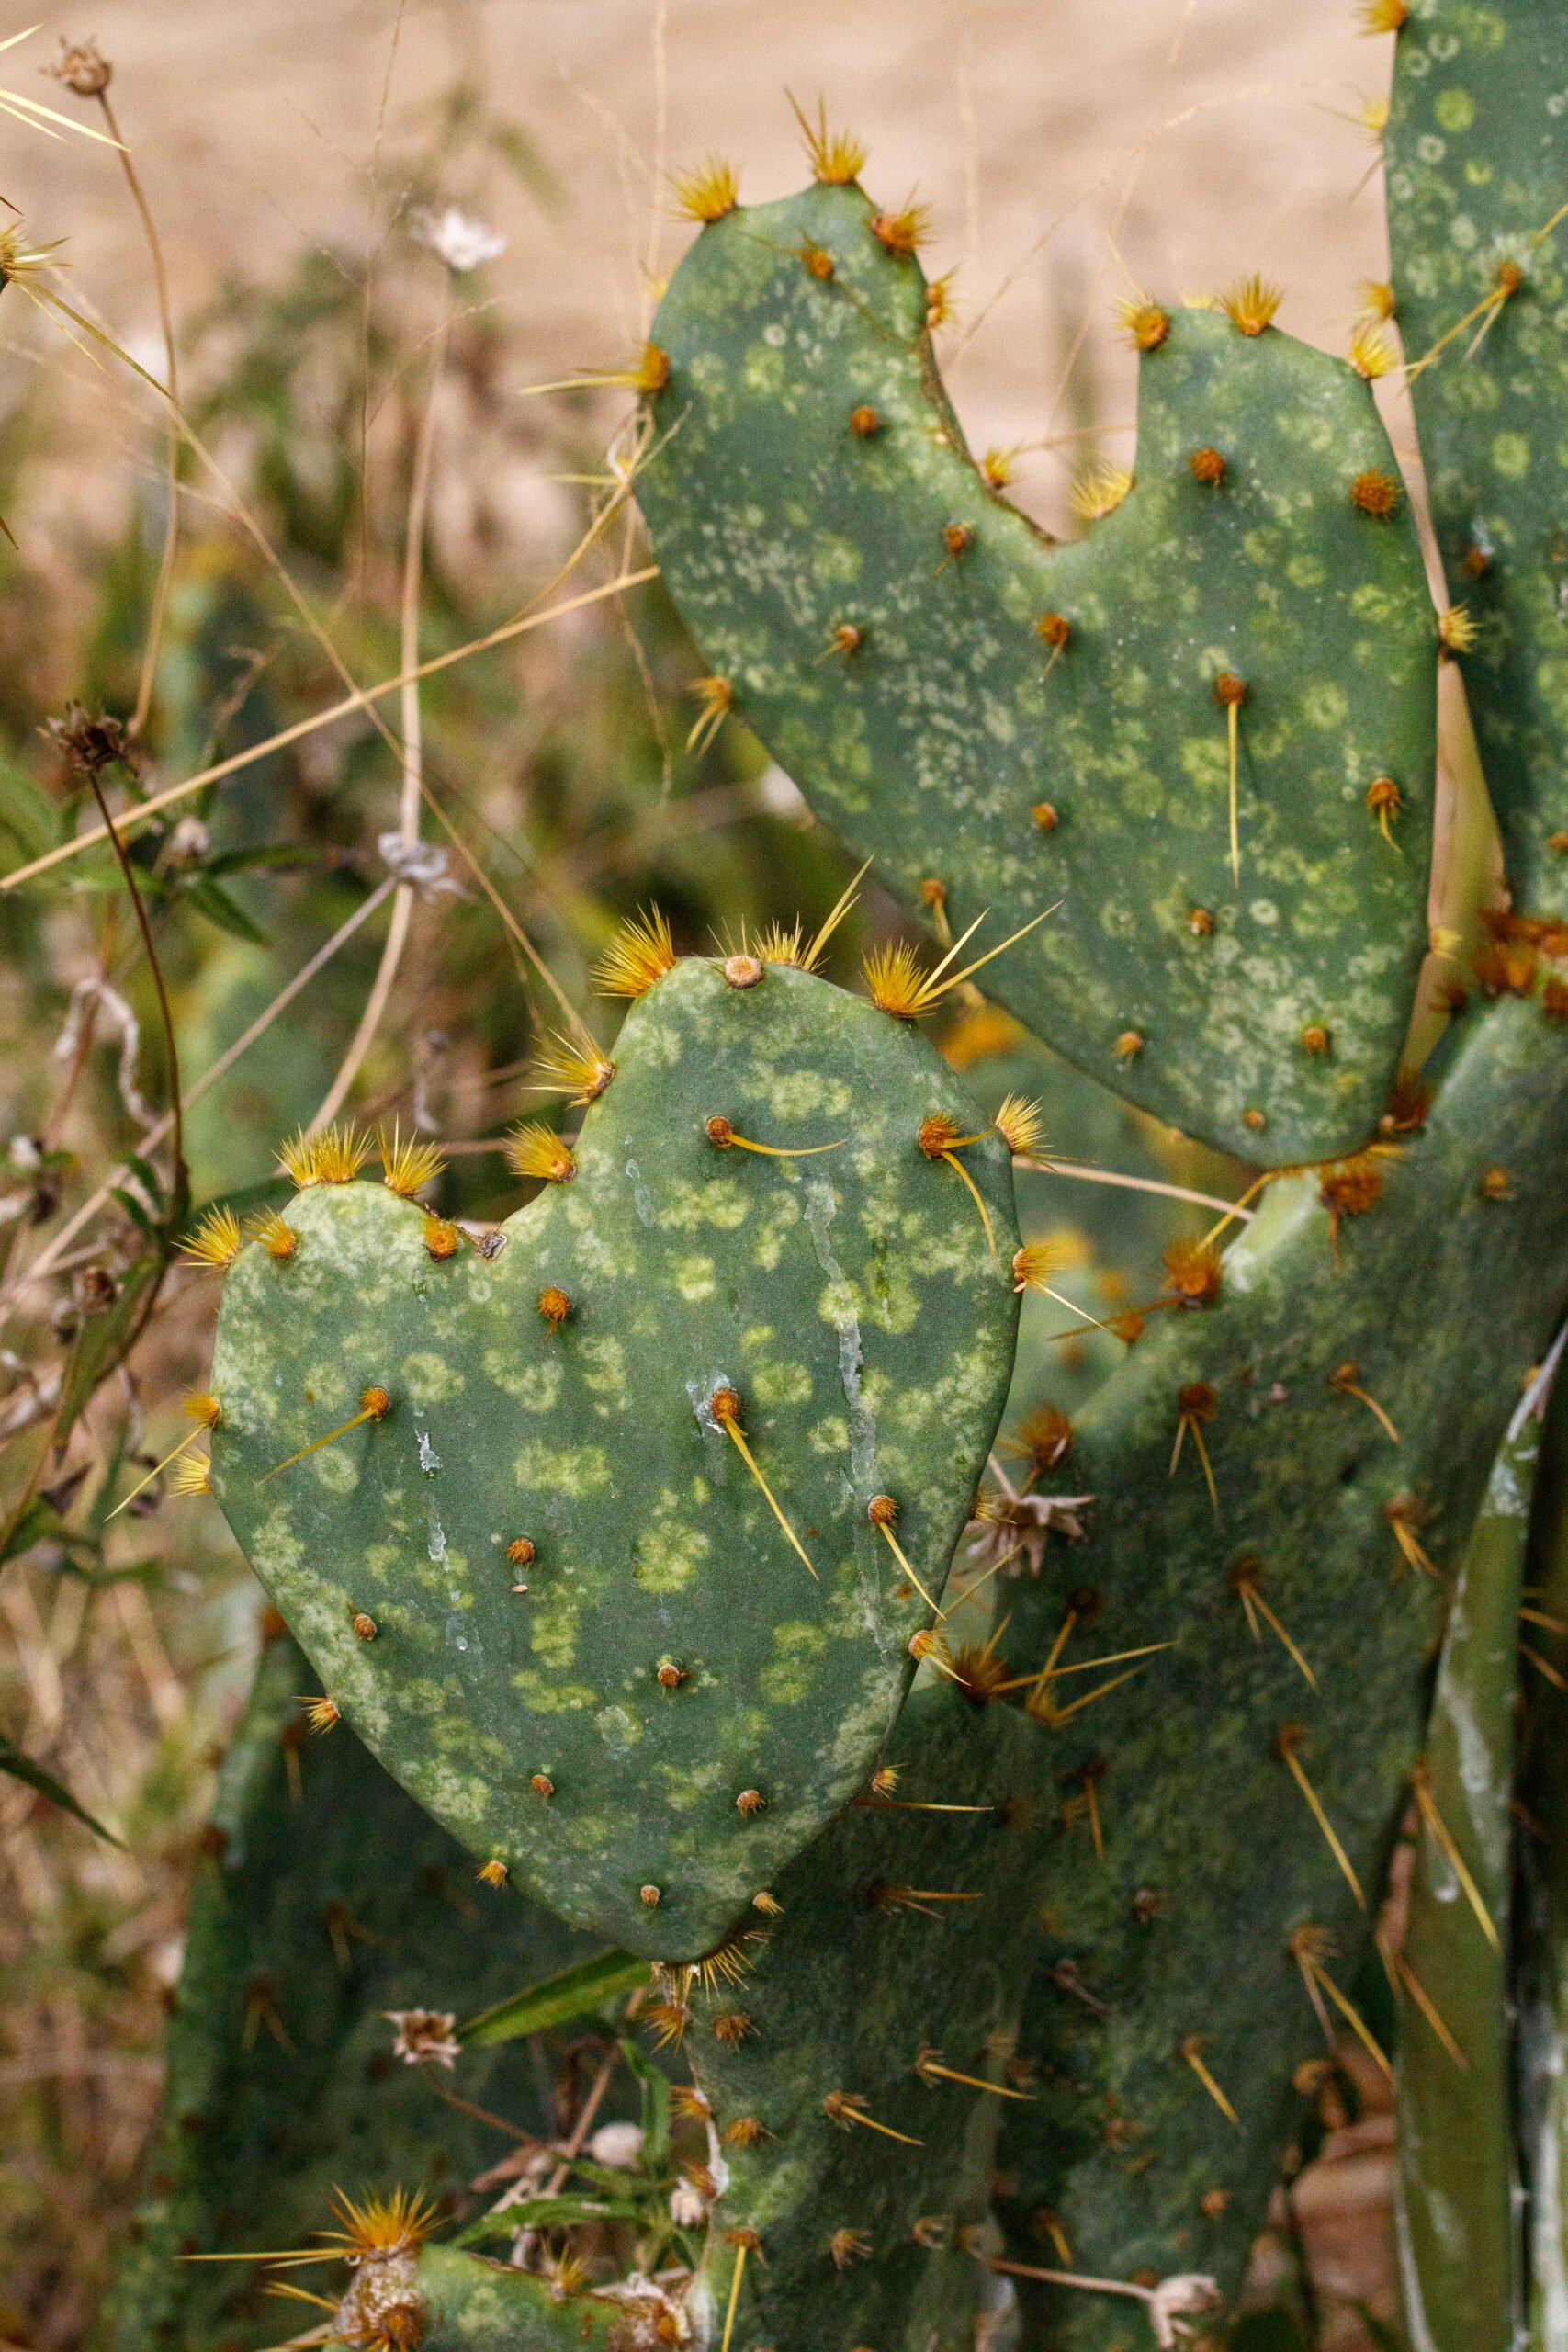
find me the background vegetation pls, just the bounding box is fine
[0,7,1455,2342]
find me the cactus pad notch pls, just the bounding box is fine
[208,951,1019,1961]
[637,172,1439,1168]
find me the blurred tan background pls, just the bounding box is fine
[13,0,1402,542]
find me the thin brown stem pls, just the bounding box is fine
[310,298,452,1129]
[81,766,184,1191]
[96,87,180,740]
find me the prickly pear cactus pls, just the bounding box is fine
[989,990,1568,2339]
[1387,0,1568,915]
[110,1631,602,2352]
[209,954,1019,1960]
[637,178,1438,1168]
[692,1682,1055,2352]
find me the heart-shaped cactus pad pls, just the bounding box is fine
[209,952,1020,1960]
[637,178,1439,1169]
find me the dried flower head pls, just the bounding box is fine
[49,39,113,97]
[594,906,678,998]
[385,2009,460,2069]
[43,699,134,779]
[411,206,506,274]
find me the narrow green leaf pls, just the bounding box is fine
[54,1254,161,1447]
[183,875,269,946]
[619,2033,671,2172]
[1396,1360,1554,2349]
[0,1732,121,1843]
[452,2193,639,2245]
[458,1948,651,2047]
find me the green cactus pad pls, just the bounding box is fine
[637,180,1438,1168]
[389,2246,623,2348]
[209,955,1019,1962]
[1387,0,1568,915]
[692,1682,1055,2352]
[1396,1379,1546,2352]
[109,1633,602,2352]
[985,992,1568,2340]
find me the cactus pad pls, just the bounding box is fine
[988,992,1568,2336]
[1387,0,1568,914]
[208,955,1019,1961]
[637,179,1438,1166]
[691,1682,1055,2352]
[110,1633,601,2352]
